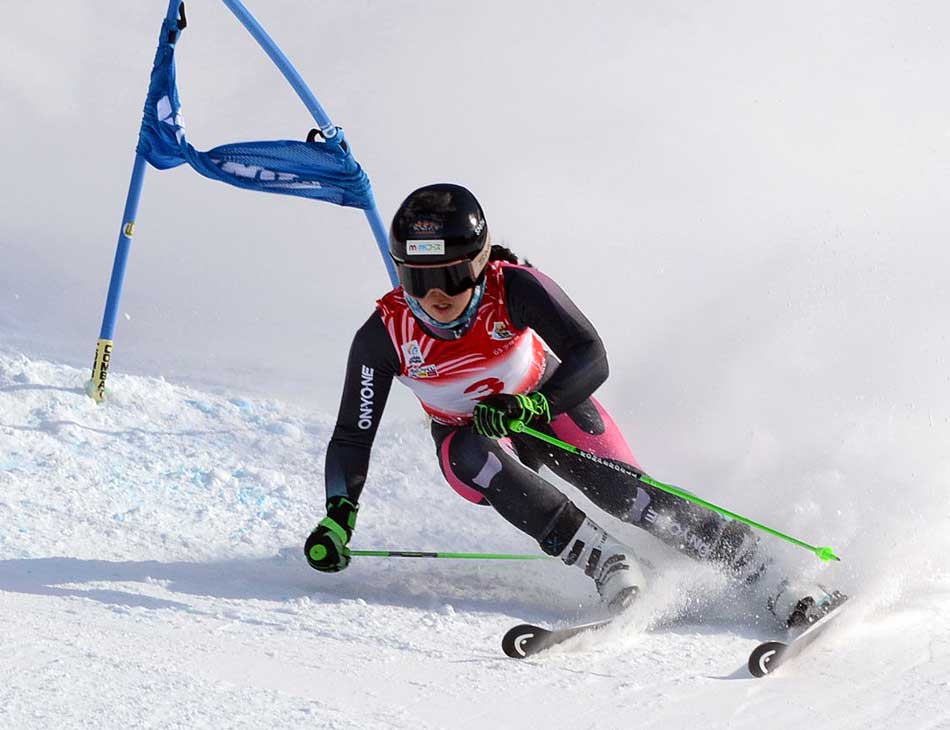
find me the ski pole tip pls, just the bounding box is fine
[816,546,840,562]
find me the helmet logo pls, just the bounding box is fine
[411,219,443,235]
[473,217,486,236]
[407,240,445,255]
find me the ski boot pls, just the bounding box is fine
[559,517,646,611]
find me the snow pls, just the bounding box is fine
[2,349,949,730]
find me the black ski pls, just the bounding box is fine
[747,591,850,677]
[502,618,613,658]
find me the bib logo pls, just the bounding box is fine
[401,340,425,367]
[409,364,439,379]
[490,321,515,340]
[357,365,374,430]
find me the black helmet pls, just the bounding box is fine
[389,183,491,297]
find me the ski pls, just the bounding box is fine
[747,590,850,677]
[502,617,614,658]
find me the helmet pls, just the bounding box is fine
[389,183,491,297]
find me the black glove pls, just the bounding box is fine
[472,391,551,439]
[304,496,358,572]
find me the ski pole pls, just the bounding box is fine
[350,550,552,561]
[507,421,841,562]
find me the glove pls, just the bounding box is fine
[304,496,358,572]
[472,391,551,439]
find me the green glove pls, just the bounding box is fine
[473,392,551,439]
[304,496,358,572]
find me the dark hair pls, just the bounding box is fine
[489,244,532,268]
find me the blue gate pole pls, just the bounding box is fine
[85,153,150,402]
[86,0,183,402]
[222,0,397,286]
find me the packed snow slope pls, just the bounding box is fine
[1,348,948,730]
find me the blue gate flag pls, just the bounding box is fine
[135,13,373,209]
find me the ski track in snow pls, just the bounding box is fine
[1,349,949,730]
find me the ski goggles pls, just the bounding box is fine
[395,243,491,298]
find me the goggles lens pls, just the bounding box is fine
[396,259,480,297]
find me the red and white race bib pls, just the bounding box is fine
[376,262,547,425]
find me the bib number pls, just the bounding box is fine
[464,377,505,400]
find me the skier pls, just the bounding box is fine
[305,183,821,624]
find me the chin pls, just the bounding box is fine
[429,310,462,323]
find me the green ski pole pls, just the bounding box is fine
[350,550,552,561]
[507,420,841,562]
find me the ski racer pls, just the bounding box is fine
[305,183,823,624]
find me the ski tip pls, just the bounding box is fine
[748,640,788,678]
[501,623,546,659]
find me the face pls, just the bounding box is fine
[416,287,474,323]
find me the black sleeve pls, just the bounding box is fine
[325,310,400,504]
[503,266,608,415]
